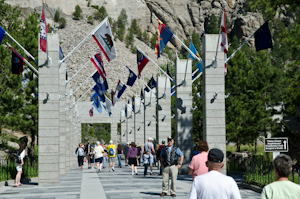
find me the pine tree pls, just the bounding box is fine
[116,9,127,41]
[206,14,219,34]
[73,5,83,20]
[54,10,60,22]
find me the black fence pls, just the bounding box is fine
[0,156,38,182]
[227,155,299,187]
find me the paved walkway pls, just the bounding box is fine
[0,159,261,199]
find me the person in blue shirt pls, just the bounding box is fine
[160,136,184,197]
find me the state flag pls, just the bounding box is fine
[92,17,117,61]
[89,107,94,117]
[144,77,156,92]
[10,47,24,75]
[155,19,173,58]
[40,5,48,52]
[93,85,106,102]
[104,96,112,117]
[91,93,101,108]
[254,21,273,51]
[92,72,108,93]
[114,80,126,99]
[111,89,117,106]
[189,41,203,72]
[132,97,135,112]
[0,26,6,45]
[91,51,106,79]
[126,66,137,86]
[137,50,149,78]
[59,45,64,60]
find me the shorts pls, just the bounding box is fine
[90,157,95,163]
[15,162,22,172]
[128,157,137,166]
[95,157,103,163]
[108,157,116,163]
[149,154,154,164]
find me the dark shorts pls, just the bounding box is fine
[95,157,103,163]
[90,157,95,163]
[128,157,137,166]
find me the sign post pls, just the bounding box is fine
[264,137,289,159]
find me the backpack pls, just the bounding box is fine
[109,147,114,156]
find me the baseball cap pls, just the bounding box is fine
[109,140,113,144]
[167,136,173,141]
[208,148,224,163]
[162,140,165,144]
[127,142,130,145]
[148,137,153,141]
[96,141,100,145]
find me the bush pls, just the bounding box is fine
[54,10,60,22]
[87,15,93,25]
[58,17,66,28]
[94,6,108,21]
[150,32,157,49]
[73,5,83,20]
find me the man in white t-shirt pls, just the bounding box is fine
[188,148,241,199]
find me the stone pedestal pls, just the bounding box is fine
[144,89,156,144]
[59,62,66,176]
[175,59,193,175]
[202,34,226,174]
[157,76,171,144]
[38,33,60,185]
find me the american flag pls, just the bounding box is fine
[89,107,93,117]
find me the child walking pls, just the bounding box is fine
[143,151,150,176]
[89,147,95,169]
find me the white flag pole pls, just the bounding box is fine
[6,42,39,75]
[134,45,174,82]
[70,70,97,97]
[192,72,203,83]
[59,16,109,66]
[192,68,199,76]
[66,60,90,85]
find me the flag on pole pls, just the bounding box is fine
[167,64,173,81]
[40,4,48,52]
[91,93,101,108]
[59,45,64,60]
[141,88,144,101]
[114,80,127,99]
[254,21,273,51]
[89,107,94,117]
[132,96,135,112]
[91,51,106,79]
[92,17,117,61]
[154,19,173,58]
[92,72,108,93]
[189,41,203,72]
[144,77,156,92]
[92,102,103,115]
[0,26,6,45]
[93,85,106,102]
[220,9,228,74]
[111,89,117,106]
[10,47,24,75]
[126,66,137,86]
[137,50,149,78]
[104,96,112,116]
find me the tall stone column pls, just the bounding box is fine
[59,62,66,176]
[110,121,118,142]
[38,33,60,185]
[175,59,193,175]
[134,97,144,146]
[144,89,156,144]
[157,76,171,144]
[127,103,134,143]
[120,110,126,144]
[202,34,226,174]
[65,86,71,171]
[72,97,77,166]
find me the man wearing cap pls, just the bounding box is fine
[188,148,241,199]
[160,136,184,197]
[143,137,156,175]
[107,140,116,172]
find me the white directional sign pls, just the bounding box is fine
[264,137,289,152]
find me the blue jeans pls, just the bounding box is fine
[103,156,106,167]
[117,154,122,167]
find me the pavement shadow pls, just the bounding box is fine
[140,192,161,196]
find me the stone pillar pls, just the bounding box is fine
[38,33,60,185]
[72,97,77,166]
[127,103,134,143]
[157,76,171,144]
[110,122,118,142]
[65,86,71,171]
[175,59,193,175]
[202,34,226,174]
[134,97,144,146]
[144,89,156,144]
[120,110,126,144]
[59,62,66,176]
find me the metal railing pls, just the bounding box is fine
[0,156,38,182]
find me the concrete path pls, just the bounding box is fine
[0,159,261,199]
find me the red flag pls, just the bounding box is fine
[40,5,48,52]
[91,52,106,79]
[89,107,93,117]
[220,9,228,75]
[10,47,24,75]
[137,50,149,78]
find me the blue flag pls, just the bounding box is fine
[144,77,156,92]
[93,85,106,102]
[59,45,64,60]
[0,26,5,45]
[255,21,273,51]
[92,72,108,93]
[92,102,102,115]
[91,93,101,108]
[10,47,24,75]
[189,41,203,72]
[132,97,135,112]
[126,66,137,86]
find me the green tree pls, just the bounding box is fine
[150,32,157,49]
[125,27,134,48]
[206,14,219,34]
[58,17,66,28]
[142,30,149,45]
[94,6,107,21]
[116,9,127,41]
[54,10,60,22]
[73,5,83,20]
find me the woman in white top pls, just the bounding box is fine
[14,142,27,187]
[94,141,104,172]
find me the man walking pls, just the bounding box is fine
[188,148,241,199]
[261,154,300,199]
[143,137,156,175]
[123,142,130,166]
[160,136,184,197]
[85,142,91,169]
[107,140,116,172]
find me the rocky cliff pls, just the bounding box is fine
[5,0,264,100]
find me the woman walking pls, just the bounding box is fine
[94,141,104,172]
[117,144,123,168]
[14,141,27,187]
[76,143,85,170]
[127,142,138,175]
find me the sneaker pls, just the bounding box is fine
[109,169,112,172]
[160,192,167,196]
[97,170,100,173]
[112,168,115,171]
[150,173,154,175]
[91,167,94,170]
[171,194,176,197]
